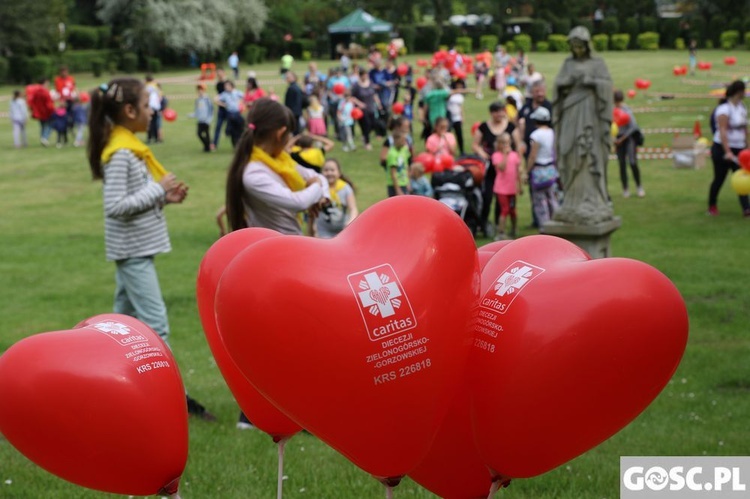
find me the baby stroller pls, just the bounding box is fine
[431,155,485,235]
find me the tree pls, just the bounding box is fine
[0,0,68,56]
[95,0,267,55]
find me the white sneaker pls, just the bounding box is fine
[623,189,631,198]
[637,187,646,198]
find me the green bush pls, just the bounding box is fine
[399,26,416,53]
[479,34,498,51]
[146,57,161,73]
[505,40,516,53]
[97,26,112,49]
[374,42,388,57]
[244,44,261,65]
[592,34,609,51]
[637,32,660,50]
[706,39,714,49]
[720,30,740,50]
[67,25,99,50]
[61,49,115,73]
[551,17,571,36]
[535,41,549,52]
[623,18,639,49]
[512,34,531,54]
[602,17,619,35]
[415,25,438,52]
[301,50,311,61]
[610,33,630,51]
[455,36,472,54]
[28,56,54,82]
[120,52,138,73]
[107,61,118,74]
[9,56,31,83]
[547,34,568,52]
[675,37,685,50]
[91,58,104,77]
[0,56,8,83]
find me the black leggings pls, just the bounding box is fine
[358,110,375,145]
[480,165,501,229]
[616,136,641,190]
[451,120,464,156]
[709,142,749,210]
[197,123,210,151]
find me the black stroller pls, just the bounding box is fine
[431,155,486,235]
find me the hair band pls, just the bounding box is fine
[248,123,256,130]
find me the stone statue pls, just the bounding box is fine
[552,26,614,225]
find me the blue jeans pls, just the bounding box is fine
[213,107,227,147]
[113,257,170,345]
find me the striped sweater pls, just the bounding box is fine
[102,149,171,261]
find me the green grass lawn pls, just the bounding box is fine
[1,49,749,498]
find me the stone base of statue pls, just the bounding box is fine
[539,217,622,259]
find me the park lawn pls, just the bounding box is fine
[0,49,749,498]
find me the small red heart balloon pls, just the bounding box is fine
[392,102,405,115]
[215,196,480,481]
[197,228,302,442]
[737,149,750,172]
[0,314,188,495]
[470,236,688,479]
[351,107,364,120]
[163,108,177,122]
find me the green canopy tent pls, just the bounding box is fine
[327,8,393,59]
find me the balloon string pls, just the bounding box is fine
[277,438,287,499]
[487,480,500,499]
[385,484,394,499]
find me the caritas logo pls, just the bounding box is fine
[480,261,544,314]
[348,264,417,341]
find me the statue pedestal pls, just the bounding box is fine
[540,217,622,259]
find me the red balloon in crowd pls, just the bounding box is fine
[351,107,364,120]
[455,71,467,80]
[672,66,682,76]
[416,76,427,90]
[413,152,435,173]
[471,121,482,136]
[79,90,90,103]
[724,56,737,65]
[634,78,650,89]
[416,59,428,67]
[196,228,302,442]
[392,102,405,115]
[432,154,454,173]
[397,63,409,76]
[0,314,189,496]
[627,89,636,98]
[333,82,346,95]
[470,236,688,479]
[163,108,177,121]
[738,149,750,172]
[214,196,480,480]
[613,107,630,127]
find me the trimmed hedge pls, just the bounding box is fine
[547,34,568,52]
[399,26,416,53]
[504,40,516,54]
[0,57,8,83]
[67,25,99,50]
[97,26,112,49]
[121,52,138,73]
[611,34,630,51]
[28,56,54,82]
[637,32,659,50]
[512,34,532,54]
[720,30,740,50]
[91,58,104,77]
[675,37,685,50]
[592,34,608,51]
[479,34,498,51]
[244,44,268,65]
[455,36,472,54]
[535,41,549,52]
[61,49,116,73]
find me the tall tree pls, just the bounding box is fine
[0,0,68,56]
[95,0,267,55]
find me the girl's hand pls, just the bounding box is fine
[159,173,179,192]
[165,182,188,204]
[724,151,737,163]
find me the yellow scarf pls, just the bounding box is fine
[250,146,306,191]
[329,179,347,206]
[101,125,169,181]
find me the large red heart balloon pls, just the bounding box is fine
[0,314,188,495]
[469,235,688,478]
[215,196,480,481]
[197,228,302,441]
[408,368,494,499]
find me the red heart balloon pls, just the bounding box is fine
[215,196,480,481]
[470,235,688,478]
[0,314,188,495]
[196,228,302,441]
[409,369,494,499]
